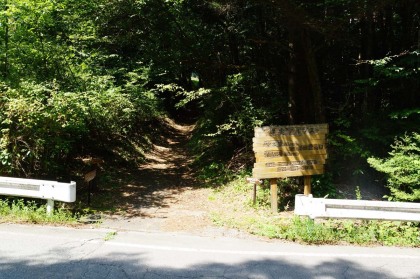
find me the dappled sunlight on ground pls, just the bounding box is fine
[90,118,218,233]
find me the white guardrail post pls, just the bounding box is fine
[295,194,420,222]
[0,176,76,215]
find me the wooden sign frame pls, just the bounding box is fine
[252,124,328,212]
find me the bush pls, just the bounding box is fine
[0,76,159,177]
[0,81,88,175]
[368,132,420,201]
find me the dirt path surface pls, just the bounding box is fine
[98,119,242,237]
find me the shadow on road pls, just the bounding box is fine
[0,253,403,279]
[1,223,418,279]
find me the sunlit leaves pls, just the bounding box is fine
[368,133,420,202]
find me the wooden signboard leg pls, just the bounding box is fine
[270,178,278,212]
[304,175,311,196]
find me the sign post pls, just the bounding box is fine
[304,176,312,196]
[252,124,328,212]
[270,178,278,212]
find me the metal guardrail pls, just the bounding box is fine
[294,194,420,222]
[0,176,76,214]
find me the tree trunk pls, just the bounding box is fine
[288,26,325,124]
[301,29,325,123]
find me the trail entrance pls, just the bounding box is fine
[99,118,216,233]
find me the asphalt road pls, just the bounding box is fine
[0,223,419,279]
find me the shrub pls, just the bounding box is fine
[0,76,159,177]
[368,132,420,201]
[0,81,87,175]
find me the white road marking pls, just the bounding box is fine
[105,241,420,260]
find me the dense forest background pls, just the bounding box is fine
[0,0,419,201]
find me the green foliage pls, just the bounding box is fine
[242,182,418,246]
[254,185,271,208]
[83,75,158,137]
[197,162,232,185]
[104,231,117,241]
[326,121,372,186]
[355,186,362,200]
[327,108,418,187]
[0,0,101,84]
[0,198,78,224]
[329,132,367,159]
[0,75,160,176]
[197,162,251,188]
[312,173,337,198]
[390,109,420,120]
[367,51,419,79]
[0,0,162,176]
[368,133,420,201]
[186,72,284,169]
[0,81,87,175]
[280,218,334,244]
[205,74,267,139]
[279,218,420,246]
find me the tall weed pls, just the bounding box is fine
[0,198,78,224]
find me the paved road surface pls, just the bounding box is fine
[0,223,419,279]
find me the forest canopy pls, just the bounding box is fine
[0,0,419,201]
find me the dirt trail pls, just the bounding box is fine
[99,118,218,233]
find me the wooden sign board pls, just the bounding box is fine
[254,157,326,168]
[253,153,327,163]
[254,124,328,137]
[252,167,325,179]
[253,134,326,143]
[253,138,325,148]
[254,145,327,154]
[252,124,328,180]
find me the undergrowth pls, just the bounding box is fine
[0,198,79,225]
[209,175,420,247]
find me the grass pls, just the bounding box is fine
[104,231,117,241]
[208,175,420,247]
[0,198,80,225]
